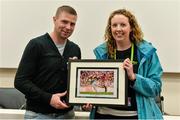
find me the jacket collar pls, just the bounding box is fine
[93,42,108,59]
[94,40,156,60]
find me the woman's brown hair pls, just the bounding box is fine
[105,9,143,59]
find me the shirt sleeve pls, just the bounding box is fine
[14,40,52,104]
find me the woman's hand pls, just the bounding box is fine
[123,58,136,81]
[82,103,92,111]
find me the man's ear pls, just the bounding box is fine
[53,16,56,22]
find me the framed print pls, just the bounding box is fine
[67,59,128,107]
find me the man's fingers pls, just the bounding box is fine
[59,101,69,108]
[69,56,78,60]
[54,101,69,109]
[57,91,67,97]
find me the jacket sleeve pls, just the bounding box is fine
[14,40,52,104]
[133,52,163,97]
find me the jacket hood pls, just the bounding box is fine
[137,40,156,59]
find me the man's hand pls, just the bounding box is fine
[50,91,69,109]
[69,56,78,60]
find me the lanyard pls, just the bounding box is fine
[114,43,137,64]
[131,42,134,62]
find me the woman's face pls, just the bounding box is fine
[111,14,131,43]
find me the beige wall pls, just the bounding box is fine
[0,68,16,87]
[161,73,180,115]
[0,68,180,115]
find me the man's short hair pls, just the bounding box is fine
[55,5,77,17]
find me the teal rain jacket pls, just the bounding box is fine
[90,40,163,119]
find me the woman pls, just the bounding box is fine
[86,9,163,119]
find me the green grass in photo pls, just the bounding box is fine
[80,92,113,95]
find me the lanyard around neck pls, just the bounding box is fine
[114,42,134,62]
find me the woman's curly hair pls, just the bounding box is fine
[104,9,143,59]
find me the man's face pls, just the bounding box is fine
[53,11,77,40]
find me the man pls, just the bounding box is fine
[14,5,81,119]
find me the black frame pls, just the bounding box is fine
[67,59,128,107]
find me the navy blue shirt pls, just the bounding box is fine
[109,44,138,111]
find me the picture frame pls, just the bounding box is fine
[67,59,128,107]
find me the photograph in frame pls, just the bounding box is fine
[67,59,128,107]
[76,67,118,99]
